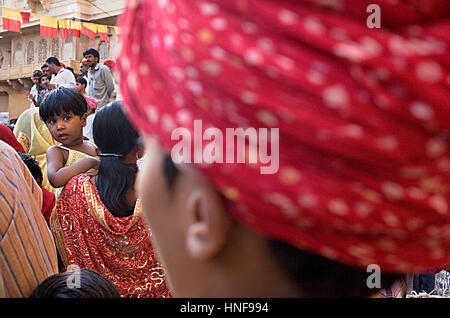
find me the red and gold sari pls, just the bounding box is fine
[50,173,171,298]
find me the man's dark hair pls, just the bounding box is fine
[32,70,43,78]
[39,87,87,123]
[83,48,100,63]
[30,268,120,298]
[46,57,61,67]
[17,152,43,184]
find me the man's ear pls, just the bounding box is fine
[185,187,232,261]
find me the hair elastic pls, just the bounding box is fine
[98,153,123,158]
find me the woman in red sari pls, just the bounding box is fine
[50,102,171,298]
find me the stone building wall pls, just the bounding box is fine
[0,0,123,120]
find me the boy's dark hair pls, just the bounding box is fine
[30,268,120,298]
[17,152,43,183]
[76,76,87,86]
[46,56,61,66]
[83,48,100,62]
[41,63,48,70]
[32,70,43,77]
[93,102,139,217]
[39,87,88,123]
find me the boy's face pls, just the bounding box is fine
[40,76,50,88]
[45,111,87,146]
[76,81,86,92]
[32,76,40,85]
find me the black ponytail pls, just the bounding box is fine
[92,102,139,217]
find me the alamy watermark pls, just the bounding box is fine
[366,264,381,289]
[66,264,81,289]
[170,120,279,174]
[366,4,381,28]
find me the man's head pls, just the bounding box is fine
[117,0,450,298]
[41,64,49,76]
[32,70,43,85]
[83,48,100,68]
[45,57,62,75]
[80,57,89,76]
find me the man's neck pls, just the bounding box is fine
[90,63,98,70]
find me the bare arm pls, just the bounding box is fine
[46,146,99,188]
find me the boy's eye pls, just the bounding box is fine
[64,116,71,121]
[47,119,55,124]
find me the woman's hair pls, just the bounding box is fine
[160,153,402,297]
[30,268,120,298]
[93,102,139,217]
[39,87,87,123]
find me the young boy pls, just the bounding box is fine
[39,87,99,192]
[76,76,88,96]
[17,152,55,224]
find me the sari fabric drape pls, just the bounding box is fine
[13,107,59,194]
[50,173,171,298]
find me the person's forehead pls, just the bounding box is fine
[49,110,75,118]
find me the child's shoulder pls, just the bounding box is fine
[47,144,67,154]
[46,145,69,162]
[82,140,99,156]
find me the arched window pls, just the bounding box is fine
[14,42,23,66]
[38,39,48,63]
[98,41,108,61]
[26,41,35,64]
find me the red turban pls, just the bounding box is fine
[118,0,450,273]
[103,59,116,73]
[85,96,98,110]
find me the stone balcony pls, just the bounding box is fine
[0,59,80,90]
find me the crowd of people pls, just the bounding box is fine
[0,0,449,299]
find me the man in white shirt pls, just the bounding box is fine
[46,57,76,89]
